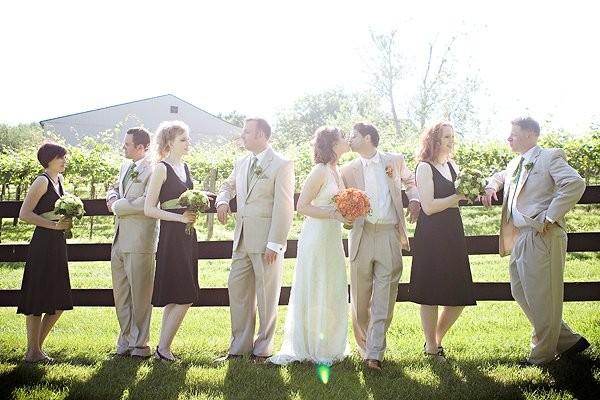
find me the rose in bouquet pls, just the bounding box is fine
[54,193,85,239]
[332,188,371,229]
[178,189,211,235]
[454,167,488,204]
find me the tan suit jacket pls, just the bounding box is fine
[487,147,585,257]
[107,156,159,253]
[216,147,295,253]
[340,151,418,260]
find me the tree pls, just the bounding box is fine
[216,110,247,128]
[365,30,408,138]
[365,28,482,138]
[409,36,481,136]
[274,88,392,147]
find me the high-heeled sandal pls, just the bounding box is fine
[423,343,446,360]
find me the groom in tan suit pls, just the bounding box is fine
[483,116,589,365]
[341,122,420,370]
[215,118,295,362]
[106,127,159,358]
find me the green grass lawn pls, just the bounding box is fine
[0,206,599,399]
[0,253,599,400]
[0,302,598,400]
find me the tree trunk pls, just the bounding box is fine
[13,184,21,226]
[89,182,95,240]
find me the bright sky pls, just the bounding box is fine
[1,0,599,139]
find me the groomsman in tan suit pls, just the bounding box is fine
[106,127,159,358]
[215,118,295,363]
[341,122,420,370]
[482,116,589,365]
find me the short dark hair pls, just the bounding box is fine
[313,126,342,165]
[353,122,380,147]
[245,118,272,139]
[126,127,151,148]
[37,142,67,168]
[511,116,540,136]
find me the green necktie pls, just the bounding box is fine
[122,162,135,189]
[247,156,257,190]
[507,157,524,222]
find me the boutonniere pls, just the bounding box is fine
[385,165,394,178]
[253,166,268,179]
[524,161,535,172]
[130,169,140,182]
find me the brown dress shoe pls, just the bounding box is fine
[251,354,271,364]
[365,359,382,371]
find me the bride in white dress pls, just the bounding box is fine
[268,126,352,366]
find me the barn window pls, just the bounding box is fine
[170,106,179,114]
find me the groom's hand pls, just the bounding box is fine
[482,188,497,208]
[217,204,230,224]
[264,249,277,265]
[106,198,116,213]
[406,200,421,223]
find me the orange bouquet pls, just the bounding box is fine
[332,188,371,229]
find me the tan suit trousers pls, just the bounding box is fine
[228,235,283,356]
[350,223,403,361]
[111,238,155,357]
[509,225,581,364]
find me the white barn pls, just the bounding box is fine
[40,94,242,144]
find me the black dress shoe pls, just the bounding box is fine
[517,358,535,367]
[559,337,591,358]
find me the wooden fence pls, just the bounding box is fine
[1,187,599,306]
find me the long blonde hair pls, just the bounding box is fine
[154,120,189,159]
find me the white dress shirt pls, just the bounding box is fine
[510,146,539,228]
[361,151,398,225]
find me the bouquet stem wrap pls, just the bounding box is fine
[176,190,211,235]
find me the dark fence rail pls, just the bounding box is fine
[1,186,599,306]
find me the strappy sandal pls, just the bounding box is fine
[155,346,176,362]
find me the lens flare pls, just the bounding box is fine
[316,364,331,384]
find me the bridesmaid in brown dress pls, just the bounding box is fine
[144,121,199,362]
[18,143,73,362]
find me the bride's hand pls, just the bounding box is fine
[332,210,352,224]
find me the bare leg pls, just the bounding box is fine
[25,315,44,361]
[157,303,191,360]
[420,305,439,354]
[436,306,464,347]
[39,311,63,355]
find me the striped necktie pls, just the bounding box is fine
[247,156,257,190]
[507,157,524,222]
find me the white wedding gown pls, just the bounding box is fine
[269,166,350,365]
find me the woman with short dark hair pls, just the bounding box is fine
[18,142,73,363]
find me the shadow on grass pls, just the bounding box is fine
[361,357,526,400]
[0,362,46,399]
[224,358,289,400]
[543,354,600,400]
[126,358,188,400]
[287,358,369,399]
[64,355,142,400]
